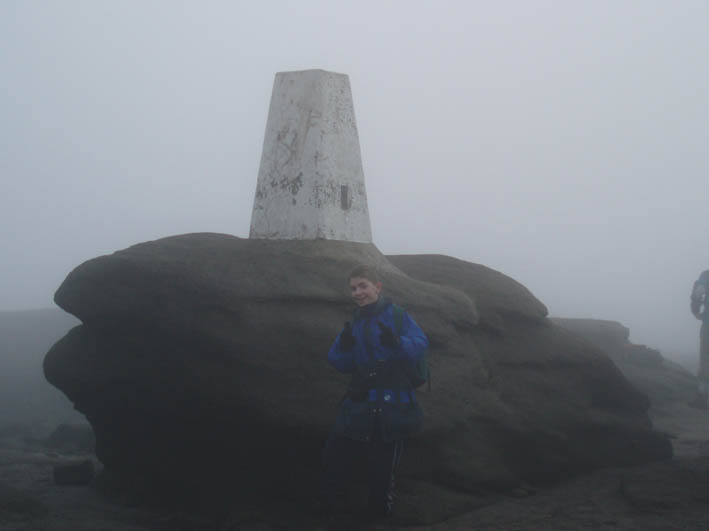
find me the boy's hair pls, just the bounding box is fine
[348,264,380,284]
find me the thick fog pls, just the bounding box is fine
[2,1,708,362]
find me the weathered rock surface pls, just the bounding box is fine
[387,254,548,333]
[53,459,94,486]
[550,319,662,367]
[551,318,696,412]
[44,234,671,521]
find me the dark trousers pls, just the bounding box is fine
[321,423,403,513]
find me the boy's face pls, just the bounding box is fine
[349,276,382,307]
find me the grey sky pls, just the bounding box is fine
[2,1,708,359]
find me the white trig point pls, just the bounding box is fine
[249,69,373,242]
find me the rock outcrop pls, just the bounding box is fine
[551,318,696,411]
[44,234,671,520]
[550,319,663,367]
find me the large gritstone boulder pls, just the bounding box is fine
[551,317,696,421]
[44,234,671,521]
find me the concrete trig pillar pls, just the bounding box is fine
[249,69,373,242]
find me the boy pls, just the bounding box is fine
[320,264,429,519]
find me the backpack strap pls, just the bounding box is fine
[392,304,404,335]
[390,305,412,404]
[391,304,431,392]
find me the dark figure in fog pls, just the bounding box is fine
[690,269,709,408]
[318,264,429,520]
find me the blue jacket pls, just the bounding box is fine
[328,297,429,441]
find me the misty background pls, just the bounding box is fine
[2,1,708,366]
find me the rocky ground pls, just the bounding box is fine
[2,261,705,530]
[2,405,709,531]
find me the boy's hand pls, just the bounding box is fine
[378,322,399,349]
[340,322,356,351]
